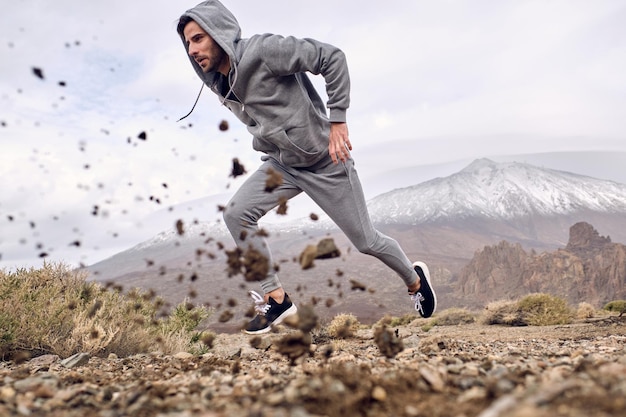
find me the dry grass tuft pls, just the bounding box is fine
[431,308,476,326]
[326,313,360,339]
[576,302,596,319]
[0,263,211,360]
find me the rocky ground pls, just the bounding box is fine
[1,316,625,417]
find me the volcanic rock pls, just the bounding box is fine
[459,222,626,306]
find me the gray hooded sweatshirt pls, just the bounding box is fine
[178,0,350,167]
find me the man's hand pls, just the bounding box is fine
[328,122,352,164]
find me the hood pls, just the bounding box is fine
[177,0,241,84]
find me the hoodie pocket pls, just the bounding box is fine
[264,127,327,166]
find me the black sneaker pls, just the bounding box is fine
[410,261,437,318]
[244,290,298,335]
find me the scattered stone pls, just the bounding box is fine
[373,324,404,358]
[0,386,16,401]
[230,158,247,178]
[174,352,194,360]
[242,247,270,282]
[299,238,341,269]
[299,245,317,269]
[349,279,367,291]
[315,238,341,259]
[371,385,387,401]
[291,304,318,332]
[249,336,272,350]
[60,352,90,368]
[28,354,59,367]
[0,322,623,416]
[419,364,445,392]
[275,332,312,364]
[175,219,185,235]
[264,168,283,192]
[32,67,45,79]
[276,196,289,215]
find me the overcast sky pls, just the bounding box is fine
[1,0,625,269]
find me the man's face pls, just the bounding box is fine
[183,20,229,75]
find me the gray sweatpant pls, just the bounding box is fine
[222,156,418,293]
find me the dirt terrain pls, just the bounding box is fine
[1,317,625,417]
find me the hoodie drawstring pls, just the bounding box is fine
[178,63,239,122]
[177,83,205,122]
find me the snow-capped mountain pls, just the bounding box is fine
[367,158,626,225]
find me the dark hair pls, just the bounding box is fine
[177,15,195,35]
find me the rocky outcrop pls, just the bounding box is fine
[459,222,626,307]
[459,241,530,300]
[565,221,612,255]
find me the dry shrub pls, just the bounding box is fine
[482,300,525,326]
[0,263,210,360]
[431,308,476,326]
[326,313,360,339]
[517,293,573,326]
[154,302,212,355]
[483,294,573,326]
[576,302,596,319]
[603,300,626,313]
[376,313,419,328]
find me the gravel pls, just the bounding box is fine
[1,319,625,417]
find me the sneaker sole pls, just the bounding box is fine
[243,304,298,335]
[413,261,437,316]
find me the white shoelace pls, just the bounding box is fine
[249,290,270,315]
[411,292,425,315]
